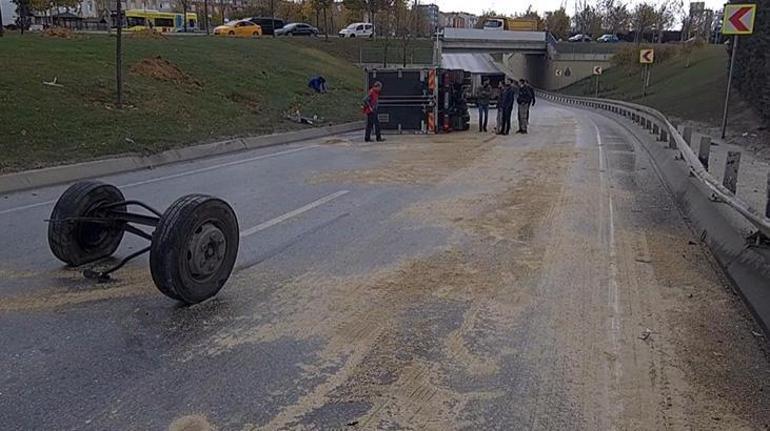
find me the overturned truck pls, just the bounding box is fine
[365,68,470,134]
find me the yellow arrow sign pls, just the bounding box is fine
[722,4,757,35]
[639,48,654,64]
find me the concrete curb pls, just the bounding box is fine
[0,121,365,195]
[607,109,770,335]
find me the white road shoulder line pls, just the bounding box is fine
[239,190,349,238]
[0,145,319,216]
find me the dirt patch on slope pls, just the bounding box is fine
[42,27,74,39]
[130,56,202,88]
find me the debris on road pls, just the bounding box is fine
[42,77,63,88]
[751,330,764,338]
[639,328,653,341]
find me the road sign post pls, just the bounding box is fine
[720,4,757,138]
[592,66,602,97]
[639,49,654,97]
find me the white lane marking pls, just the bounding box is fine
[593,118,624,426]
[0,145,319,216]
[239,190,349,238]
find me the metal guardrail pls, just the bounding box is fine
[539,91,770,239]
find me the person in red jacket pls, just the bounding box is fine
[363,81,384,142]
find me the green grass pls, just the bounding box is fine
[560,45,729,123]
[0,34,368,172]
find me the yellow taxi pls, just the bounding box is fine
[213,20,263,37]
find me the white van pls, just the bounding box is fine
[339,22,373,38]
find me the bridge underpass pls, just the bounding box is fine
[439,28,616,90]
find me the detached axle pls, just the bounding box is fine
[47,181,239,304]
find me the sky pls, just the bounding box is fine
[427,0,727,18]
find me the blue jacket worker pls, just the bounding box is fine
[308,76,327,93]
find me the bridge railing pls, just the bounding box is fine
[538,90,770,239]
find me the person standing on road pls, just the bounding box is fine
[477,80,492,132]
[516,78,536,134]
[495,81,504,133]
[363,81,384,142]
[499,81,515,135]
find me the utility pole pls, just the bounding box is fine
[270,0,275,37]
[720,35,738,138]
[204,0,209,34]
[0,4,4,37]
[116,0,123,109]
[220,0,225,24]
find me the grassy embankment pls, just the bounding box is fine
[560,45,729,124]
[0,34,417,172]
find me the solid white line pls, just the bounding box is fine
[0,145,319,216]
[239,190,349,238]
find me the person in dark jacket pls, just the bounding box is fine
[516,78,536,134]
[477,80,492,132]
[498,81,515,135]
[308,76,327,93]
[363,81,384,142]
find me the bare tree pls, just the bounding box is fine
[632,2,656,44]
[601,0,630,34]
[545,7,570,39]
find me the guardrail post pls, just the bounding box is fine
[652,123,660,135]
[668,131,677,149]
[659,128,668,142]
[766,172,770,218]
[723,151,741,194]
[646,118,653,130]
[683,127,693,146]
[698,136,711,171]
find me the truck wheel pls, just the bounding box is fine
[350,34,355,38]
[150,194,239,304]
[48,181,126,266]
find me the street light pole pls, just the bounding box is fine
[116,0,123,109]
[720,35,738,139]
[204,0,209,35]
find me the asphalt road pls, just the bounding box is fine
[1,103,769,431]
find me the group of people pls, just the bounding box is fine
[361,77,536,143]
[476,78,536,135]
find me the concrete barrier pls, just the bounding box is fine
[0,121,365,194]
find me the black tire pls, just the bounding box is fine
[350,34,355,38]
[48,181,126,266]
[228,31,235,36]
[150,194,239,304]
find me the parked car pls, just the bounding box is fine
[213,19,262,37]
[596,34,619,43]
[338,22,373,38]
[568,33,592,42]
[276,22,318,36]
[244,17,284,35]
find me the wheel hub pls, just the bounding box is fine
[188,223,226,278]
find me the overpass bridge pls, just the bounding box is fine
[439,28,548,53]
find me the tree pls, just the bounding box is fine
[176,0,190,32]
[632,2,657,43]
[652,0,681,42]
[545,7,570,40]
[573,0,602,36]
[600,0,630,34]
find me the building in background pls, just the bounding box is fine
[415,3,439,34]
[440,11,477,29]
[1,0,16,26]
